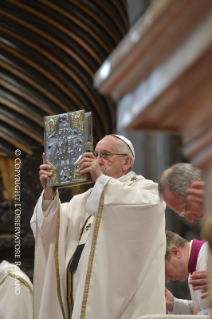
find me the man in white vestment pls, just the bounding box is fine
[31,134,166,319]
[0,260,33,319]
[165,230,210,315]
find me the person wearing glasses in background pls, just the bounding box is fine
[158,163,208,302]
[31,134,166,319]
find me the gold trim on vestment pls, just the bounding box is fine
[54,205,66,319]
[67,214,92,319]
[9,272,33,294]
[128,176,139,185]
[0,270,32,294]
[0,269,21,285]
[33,203,38,319]
[80,190,105,319]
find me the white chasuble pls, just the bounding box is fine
[31,173,166,319]
[0,260,33,319]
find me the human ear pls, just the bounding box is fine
[170,247,181,258]
[123,156,133,172]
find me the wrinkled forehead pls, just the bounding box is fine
[95,136,119,152]
[163,186,185,214]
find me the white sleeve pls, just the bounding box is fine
[85,175,111,216]
[197,308,211,315]
[193,242,209,309]
[37,190,59,234]
[197,242,208,271]
[42,199,52,213]
[169,298,194,315]
[0,275,33,319]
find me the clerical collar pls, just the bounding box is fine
[188,239,206,274]
[118,171,136,183]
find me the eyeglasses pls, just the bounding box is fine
[179,199,190,217]
[93,151,128,160]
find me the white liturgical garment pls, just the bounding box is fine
[31,171,166,319]
[0,260,33,319]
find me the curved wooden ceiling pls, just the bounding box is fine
[0,0,129,156]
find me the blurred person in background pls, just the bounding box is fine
[165,230,210,316]
[159,163,208,297]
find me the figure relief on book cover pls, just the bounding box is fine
[44,110,93,188]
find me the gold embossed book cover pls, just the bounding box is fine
[44,110,93,188]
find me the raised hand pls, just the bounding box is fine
[39,153,53,200]
[78,152,102,182]
[186,181,205,211]
[189,270,208,299]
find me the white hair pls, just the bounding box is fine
[158,163,203,199]
[102,135,135,171]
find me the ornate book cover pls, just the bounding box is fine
[44,110,93,188]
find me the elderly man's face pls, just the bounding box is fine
[95,136,131,179]
[163,187,204,222]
